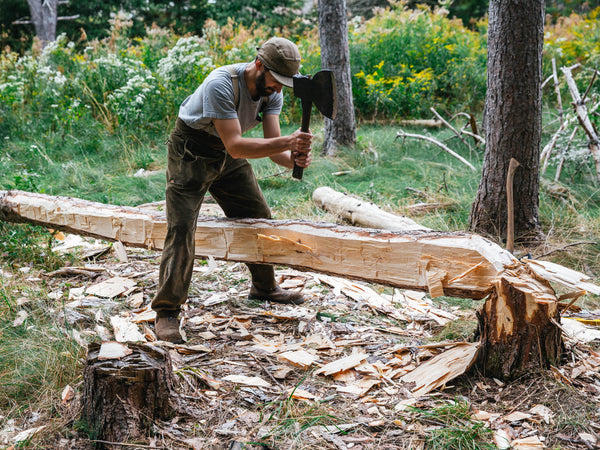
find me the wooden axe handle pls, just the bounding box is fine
[292,97,312,180]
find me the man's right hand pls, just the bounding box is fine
[290,129,313,162]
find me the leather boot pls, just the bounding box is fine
[249,285,305,305]
[155,316,184,344]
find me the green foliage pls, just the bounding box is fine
[0,279,84,411]
[208,0,305,31]
[0,223,73,271]
[349,4,488,119]
[253,385,341,445]
[410,399,496,449]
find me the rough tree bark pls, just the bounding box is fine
[469,0,544,244]
[319,0,357,156]
[82,342,176,444]
[26,0,58,44]
[476,277,562,379]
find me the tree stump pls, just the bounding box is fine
[81,342,176,445]
[476,276,563,380]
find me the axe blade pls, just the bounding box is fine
[311,70,337,120]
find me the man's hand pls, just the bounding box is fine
[290,129,313,168]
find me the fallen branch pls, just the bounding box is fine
[533,241,599,259]
[312,186,430,232]
[395,130,476,171]
[397,119,442,128]
[430,107,471,149]
[562,64,600,182]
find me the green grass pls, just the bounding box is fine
[0,279,84,414]
[409,399,496,450]
[253,385,342,446]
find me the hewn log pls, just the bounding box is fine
[82,342,176,445]
[1,189,519,299]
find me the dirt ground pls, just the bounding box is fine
[3,240,600,450]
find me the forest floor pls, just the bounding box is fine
[2,232,600,450]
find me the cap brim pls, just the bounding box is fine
[270,71,294,88]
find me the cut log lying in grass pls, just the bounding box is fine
[2,189,599,379]
[312,186,431,231]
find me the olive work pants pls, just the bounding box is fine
[151,118,276,318]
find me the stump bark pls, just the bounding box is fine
[81,342,176,445]
[476,276,563,379]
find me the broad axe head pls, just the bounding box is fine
[293,70,337,120]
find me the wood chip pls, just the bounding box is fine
[222,375,271,387]
[561,318,600,342]
[128,292,144,308]
[287,387,319,401]
[97,341,133,360]
[113,240,128,263]
[130,306,156,323]
[335,378,380,396]
[110,316,146,342]
[529,404,554,424]
[175,344,212,354]
[86,276,136,298]
[273,366,293,380]
[504,411,532,422]
[61,385,75,404]
[511,435,545,449]
[333,369,357,383]
[315,352,368,377]
[400,342,480,397]
[277,350,318,369]
[493,429,512,449]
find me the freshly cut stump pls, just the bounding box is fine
[476,277,562,379]
[81,342,176,445]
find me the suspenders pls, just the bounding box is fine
[224,64,268,111]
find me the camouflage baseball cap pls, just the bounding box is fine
[256,37,301,87]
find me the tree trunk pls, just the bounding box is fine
[27,0,58,44]
[476,276,562,379]
[319,0,357,156]
[81,342,176,445]
[469,0,544,244]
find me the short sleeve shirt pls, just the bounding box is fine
[178,62,283,137]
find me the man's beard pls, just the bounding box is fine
[255,71,275,98]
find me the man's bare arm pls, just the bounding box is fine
[213,117,311,161]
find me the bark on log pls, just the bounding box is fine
[82,342,176,445]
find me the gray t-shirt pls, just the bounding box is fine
[178,62,283,137]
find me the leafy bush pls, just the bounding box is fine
[349,4,488,119]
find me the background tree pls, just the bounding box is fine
[318,0,356,156]
[469,0,544,244]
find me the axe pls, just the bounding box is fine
[292,70,337,180]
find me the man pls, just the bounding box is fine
[152,37,313,343]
